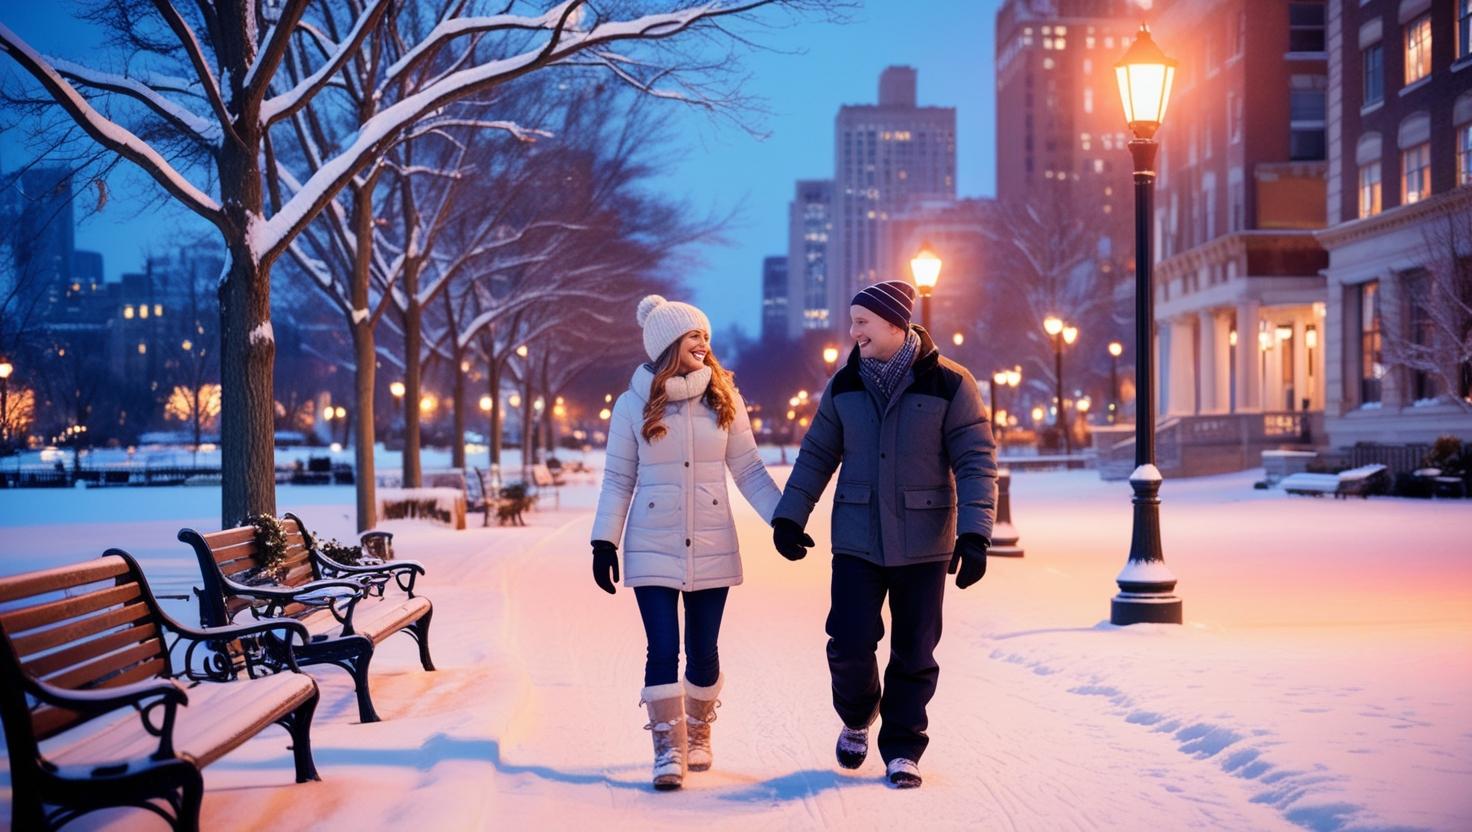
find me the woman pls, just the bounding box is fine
[590,294,781,791]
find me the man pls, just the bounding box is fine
[771,279,997,789]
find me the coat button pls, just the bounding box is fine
[684,462,690,467]
[926,499,933,505]
[648,502,655,508]
[881,452,887,459]
[712,499,718,505]
[685,538,691,547]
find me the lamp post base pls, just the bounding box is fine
[990,469,1024,557]
[1111,591,1182,624]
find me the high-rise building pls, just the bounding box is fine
[787,179,833,337]
[995,0,1141,220]
[15,167,75,303]
[831,67,955,323]
[1317,0,1472,446]
[761,256,789,342]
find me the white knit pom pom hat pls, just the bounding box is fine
[637,294,711,362]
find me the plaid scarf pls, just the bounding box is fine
[860,330,920,403]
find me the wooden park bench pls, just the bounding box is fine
[0,551,320,831]
[178,514,434,724]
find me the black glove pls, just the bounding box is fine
[948,533,988,590]
[772,517,815,561]
[592,540,620,594]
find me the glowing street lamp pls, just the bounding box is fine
[910,241,942,330]
[390,381,406,399]
[479,395,494,412]
[952,332,965,347]
[1,358,13,451]
[1111,22,1182,626]
[823,346,840,368]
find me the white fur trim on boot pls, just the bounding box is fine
[683,675,723,772]
[640,684,687,790]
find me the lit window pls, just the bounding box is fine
[1358,162,1382,218]
[123,305,135,319]
[1083,87,1094,113]
[139,305,149,319]
[137,343,147,355]
[1404,15,1432,85]
[1080,132,1092,151]
[1402,143,1431,204]
[1043,57,1055,70]
[153,304,162,316]
[1458,123,1472,186]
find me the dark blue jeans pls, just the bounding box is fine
[633,586,729,687]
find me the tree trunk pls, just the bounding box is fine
[451,353,466,470]
[488,350,502,468]
[215,9,274,529]
[401,293,423,488]
[350,181,379,531]
[521,371,534,479]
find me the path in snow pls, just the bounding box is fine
[1,465,1468,830]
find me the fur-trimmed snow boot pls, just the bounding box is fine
[640,683,687,790]
[683,674,723,772]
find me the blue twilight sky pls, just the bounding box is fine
[0,1,1001,338]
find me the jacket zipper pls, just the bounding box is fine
[684,399,696,589]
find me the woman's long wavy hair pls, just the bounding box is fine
[642,334,738,443]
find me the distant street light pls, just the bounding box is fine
[480,395,494,412]
[910,241,942,330]
[0,358,11,451]
[823,345,840,368]
[1111,22,1182,626]
[390,381,406,399]
[1043,315,1076,455]
[1108,341,1124,424]
[516,344,529,358]
[952,332,965,347]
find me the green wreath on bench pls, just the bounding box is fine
[243,513,291,583]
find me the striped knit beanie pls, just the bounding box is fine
[851,280,917,330]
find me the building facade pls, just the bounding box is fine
[1317,0,1472,447]
[830,67,955,323]
[1150,0,1331,432]
[786,179,834,337]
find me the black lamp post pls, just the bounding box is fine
[1111,23,1182,626]
[910,242,941,330]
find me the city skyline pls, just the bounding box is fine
[0,1,1006,339]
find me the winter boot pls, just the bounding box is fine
[683,674,723,772]
[886,758,922,789]
[640,683,687,790]
[836,722,871,770]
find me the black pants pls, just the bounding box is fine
[826,554,947,764]
[634,586,729,687]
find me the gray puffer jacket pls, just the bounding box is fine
[774,326,998,567]
[592,364,781,591]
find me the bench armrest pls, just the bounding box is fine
[219,578,366,635]
[26,675,187,714]
[161,615,313,679]
[313,556,426,597]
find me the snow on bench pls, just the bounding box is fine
[1281,464,1388,498]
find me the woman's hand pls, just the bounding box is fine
[592,540,620,594]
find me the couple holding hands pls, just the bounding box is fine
[590,281,997,791]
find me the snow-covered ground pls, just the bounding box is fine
[1,460,1469,831]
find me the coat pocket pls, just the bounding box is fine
[830,482,873,554]
[902,486,956,559]
[629,484,683,533]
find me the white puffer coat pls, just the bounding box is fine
[591,364,780,591]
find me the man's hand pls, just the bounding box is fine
[592,540,620,594]
[948,533,988,589]
[772,518,815,561]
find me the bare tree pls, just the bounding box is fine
[1,0,841,525]
[1382,198,1472,410]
